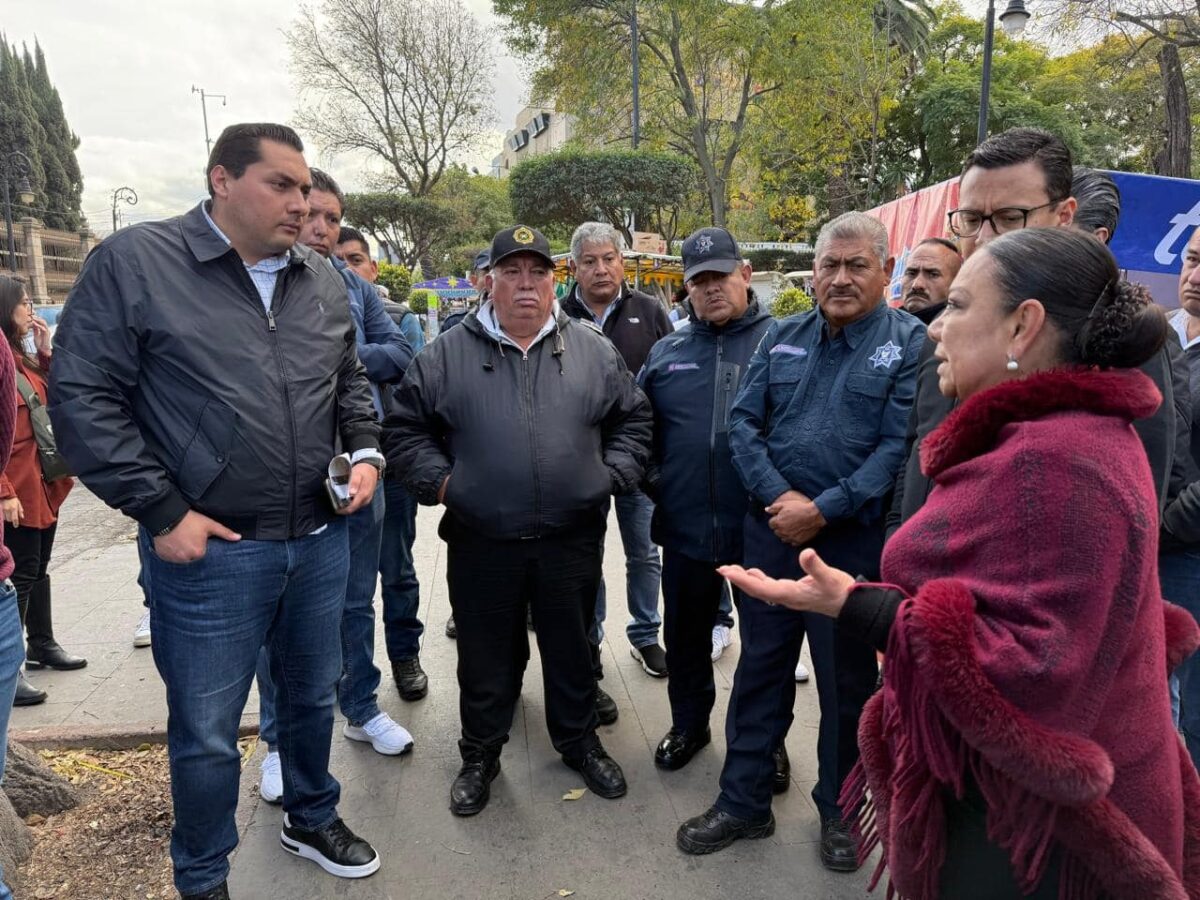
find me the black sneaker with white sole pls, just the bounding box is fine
[280,814,380,879]
[631,642,668,677]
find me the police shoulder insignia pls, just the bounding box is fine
[869,340,903,369]
[513,226,535,244]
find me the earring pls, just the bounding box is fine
[1006,354,1019,372]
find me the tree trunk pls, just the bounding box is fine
[1155,43,1192,179]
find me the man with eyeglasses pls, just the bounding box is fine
[888,127,1077,535]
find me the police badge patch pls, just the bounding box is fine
[869,341,903,369]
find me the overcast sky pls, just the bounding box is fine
[4,0,530,234]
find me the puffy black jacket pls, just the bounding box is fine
[561,284,672,376]
[639,299,773,562]
[48,203,380,540]
[384,307,652,541]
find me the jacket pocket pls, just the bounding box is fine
[838,373,890,446]
[176,401,237,501]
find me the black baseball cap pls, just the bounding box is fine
[490,225,554,268]
[682,227,743,282]
[473,249,491,271]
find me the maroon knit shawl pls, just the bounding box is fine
[842,368,1200,899]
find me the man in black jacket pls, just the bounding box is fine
[48,124,383,898]
[562,222,673,710]
[385,225,652,817]
[889,129,1188,536]
[638,227,773,772]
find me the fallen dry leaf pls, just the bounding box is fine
[558,891,576,897]
[561,788,587,801]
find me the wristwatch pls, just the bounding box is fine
[154,516,184,538]
[358,455,386,475]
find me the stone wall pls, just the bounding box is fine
[1,217,95,304]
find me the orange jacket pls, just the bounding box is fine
[0,348,72,528]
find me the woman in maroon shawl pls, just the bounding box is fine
[721,228,1200,899]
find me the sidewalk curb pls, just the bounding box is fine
[11,721,260,751]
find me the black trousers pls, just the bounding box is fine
[662,549,731,735]
[717,513,881,822]
[446,526,603,761]
[5,522,57,640]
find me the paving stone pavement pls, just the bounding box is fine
[25,488,874,899]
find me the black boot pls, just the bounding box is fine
[181,881,230,899]
[24,576,86,671]
[391,656,428,701]
[13,670,46,706]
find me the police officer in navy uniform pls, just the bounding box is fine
[676,212,924,871]
[638,227,773,770]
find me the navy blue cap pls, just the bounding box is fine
[681,227,742,282]
[490,225,554,268]
[473,249,491,271]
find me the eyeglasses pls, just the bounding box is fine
[947,200,1063,238]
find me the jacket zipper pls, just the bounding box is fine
[522,353,542,538]
[263,276,298,533]
[710,334,724,559]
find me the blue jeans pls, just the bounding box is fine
[0,582,22,900]
[141,522,348,896]
[380,477,423,661]
[259,485,385,745]
[1160,546,1200,771]
[590,492,662,651]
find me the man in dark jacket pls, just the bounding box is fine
[637,227,772,772]
[562,222,674,710]
[385,225,652,818]
[255,168,415,810]
[899,237,961,325]
[677,213,924,870]
[439,249,490,336]
[889,129,1188,536]
[48,124,383,898]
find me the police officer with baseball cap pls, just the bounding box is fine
[385,224,653,817]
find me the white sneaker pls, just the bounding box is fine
[132,611,151,648]
[343,712,413,756]
[795,661,810,683]
[710,625,732,662]
[260,750,283,804]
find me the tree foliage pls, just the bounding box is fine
[772,286,814,318]
[0,37,83,232]
[287,0,494,197]
[344,192,457,269]
[508,148,700,245]
[376,262,412,302]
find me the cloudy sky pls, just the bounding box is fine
[4,0,530,235]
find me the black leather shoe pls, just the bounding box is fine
[25,641,87,671]
[676,805,775,855]
[391,656,428,701]
[595,687,618,725]
[444,616,457,639]
[450,756,501,816]
[820,816,862,872]
[13,671,46,706]
[181,881,230,899]
[280,815,379,878]
[564,747,626,799]
[654,728,711,771]
[772,743,790,794]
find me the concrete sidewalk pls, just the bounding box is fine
[22,490,873,899]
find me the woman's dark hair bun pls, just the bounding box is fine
[1075,279,1167,369]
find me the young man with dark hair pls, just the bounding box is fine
[50,124,384,898]
[256,167,415,805]
[1071,166,1122,245]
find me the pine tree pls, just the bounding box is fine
[27,43,82,231]
[0,38,45,228]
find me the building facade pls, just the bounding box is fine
[492,104,574,178]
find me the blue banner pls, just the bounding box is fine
[1109,171,1200,276]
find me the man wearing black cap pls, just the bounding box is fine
[385,225,652,817]
[677,212,924,869]
[638,227,773,772]
[440,249,490,338]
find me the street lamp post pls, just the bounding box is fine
[631,0,640,150]
[110,186,138,233]
[977,0,1031,144]
[0,151,35,275]
[192,85,228,188]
